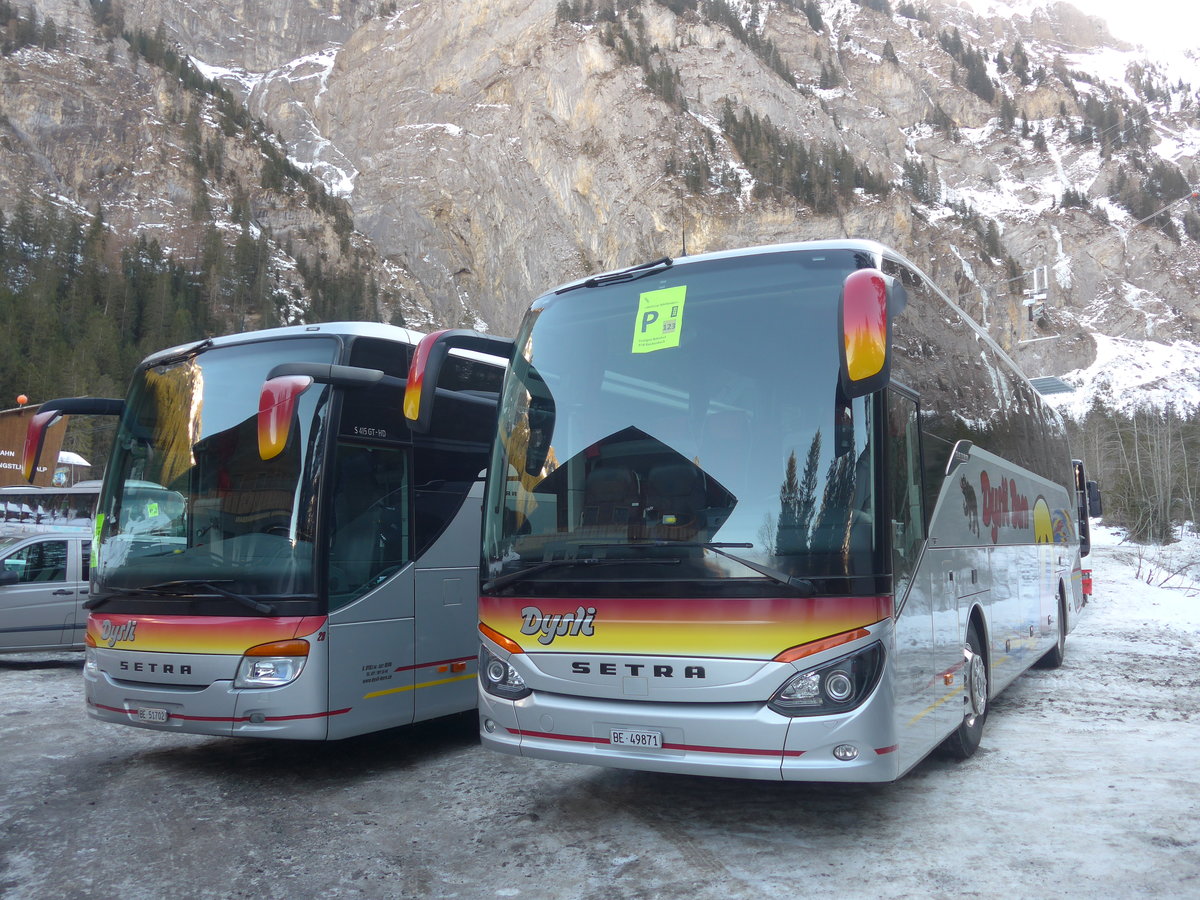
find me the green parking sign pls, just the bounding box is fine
[632,285,686,354]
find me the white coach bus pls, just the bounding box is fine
[408,240,1100,781]
[25,321,509,739]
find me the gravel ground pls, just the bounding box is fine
[1,534,1197,899]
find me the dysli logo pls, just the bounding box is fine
[520,606,597,645]
[99,619,137,648]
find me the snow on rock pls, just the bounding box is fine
[1046,332,1200,417]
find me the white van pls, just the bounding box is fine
[0,532,90,652]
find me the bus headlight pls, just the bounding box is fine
[83,647,99,678]
[769,642,884,717]
[479,645,531,700]
[234,639,309,689]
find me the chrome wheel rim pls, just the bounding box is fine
[965,644,987,724]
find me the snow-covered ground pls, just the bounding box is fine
[0,523,1197,898]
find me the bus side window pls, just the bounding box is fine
[327,443,412,609]
[887,390,925,595]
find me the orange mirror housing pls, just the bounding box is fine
[258,375,313,460]
[838,268,900,399]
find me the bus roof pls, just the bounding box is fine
[541,239,1049,416]
[140,321,431,370]
[544,239,909,296]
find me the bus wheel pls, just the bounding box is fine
[1035,589,1067,669]
[940,620,988,760]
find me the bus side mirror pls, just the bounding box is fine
[22,408,61,482]
[838,268,903,400]
[1086,480,1102,517]
[22,397,124,482]
[258,375,314,461]
[404,329,514,434]
[522,366,556,476]
[257,363,406,461]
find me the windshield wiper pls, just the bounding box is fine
[624,541,818,597]
[555,257,674,294]
[84,585,170,610]
[482,556,681,592]
[86,580,275,615]
[83,593,118,611]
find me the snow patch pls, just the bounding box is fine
[1047,333,1200,417]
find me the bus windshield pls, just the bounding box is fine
[94,337,338,599]
[484,249,884,594]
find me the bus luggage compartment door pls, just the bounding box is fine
[414,567,478,722]
[326,573,417,740]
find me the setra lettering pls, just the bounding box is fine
[119,660,192,675]
[569,661,706,679]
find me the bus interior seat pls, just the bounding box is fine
[645,463,706,539]
[581,465,640,528]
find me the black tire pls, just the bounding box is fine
[1034,590,1067,670]
[939,619,988,760]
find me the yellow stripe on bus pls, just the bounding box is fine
[363,672,476,700]
[906,656,1005,726]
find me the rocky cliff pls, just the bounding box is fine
[2,0,1198,401]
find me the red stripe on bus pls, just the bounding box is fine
[89,701,351,722]
[261,708,352,722]
[511,728,805,759]
[393,656,476,673]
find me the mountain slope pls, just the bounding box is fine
[2,0,1198,407]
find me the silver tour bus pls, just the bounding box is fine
[408,240,1099,781]
[26,322,508,739]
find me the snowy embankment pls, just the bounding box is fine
[1085,522,1200,632]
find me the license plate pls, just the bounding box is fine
[136,706,169,724]
[609,728,662,749]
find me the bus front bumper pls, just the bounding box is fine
[84,654,335,740]
[478,686,901,782]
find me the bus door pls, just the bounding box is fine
[886,390,938,773]
[935,551,988,739]
[324,441,417,739]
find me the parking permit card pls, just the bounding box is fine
[632,286,686,354]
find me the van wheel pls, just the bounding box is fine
[940,620,988,760]
[1035,590,1067,669]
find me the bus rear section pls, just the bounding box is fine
[471,241,1086,781]
[50,321,505,740]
